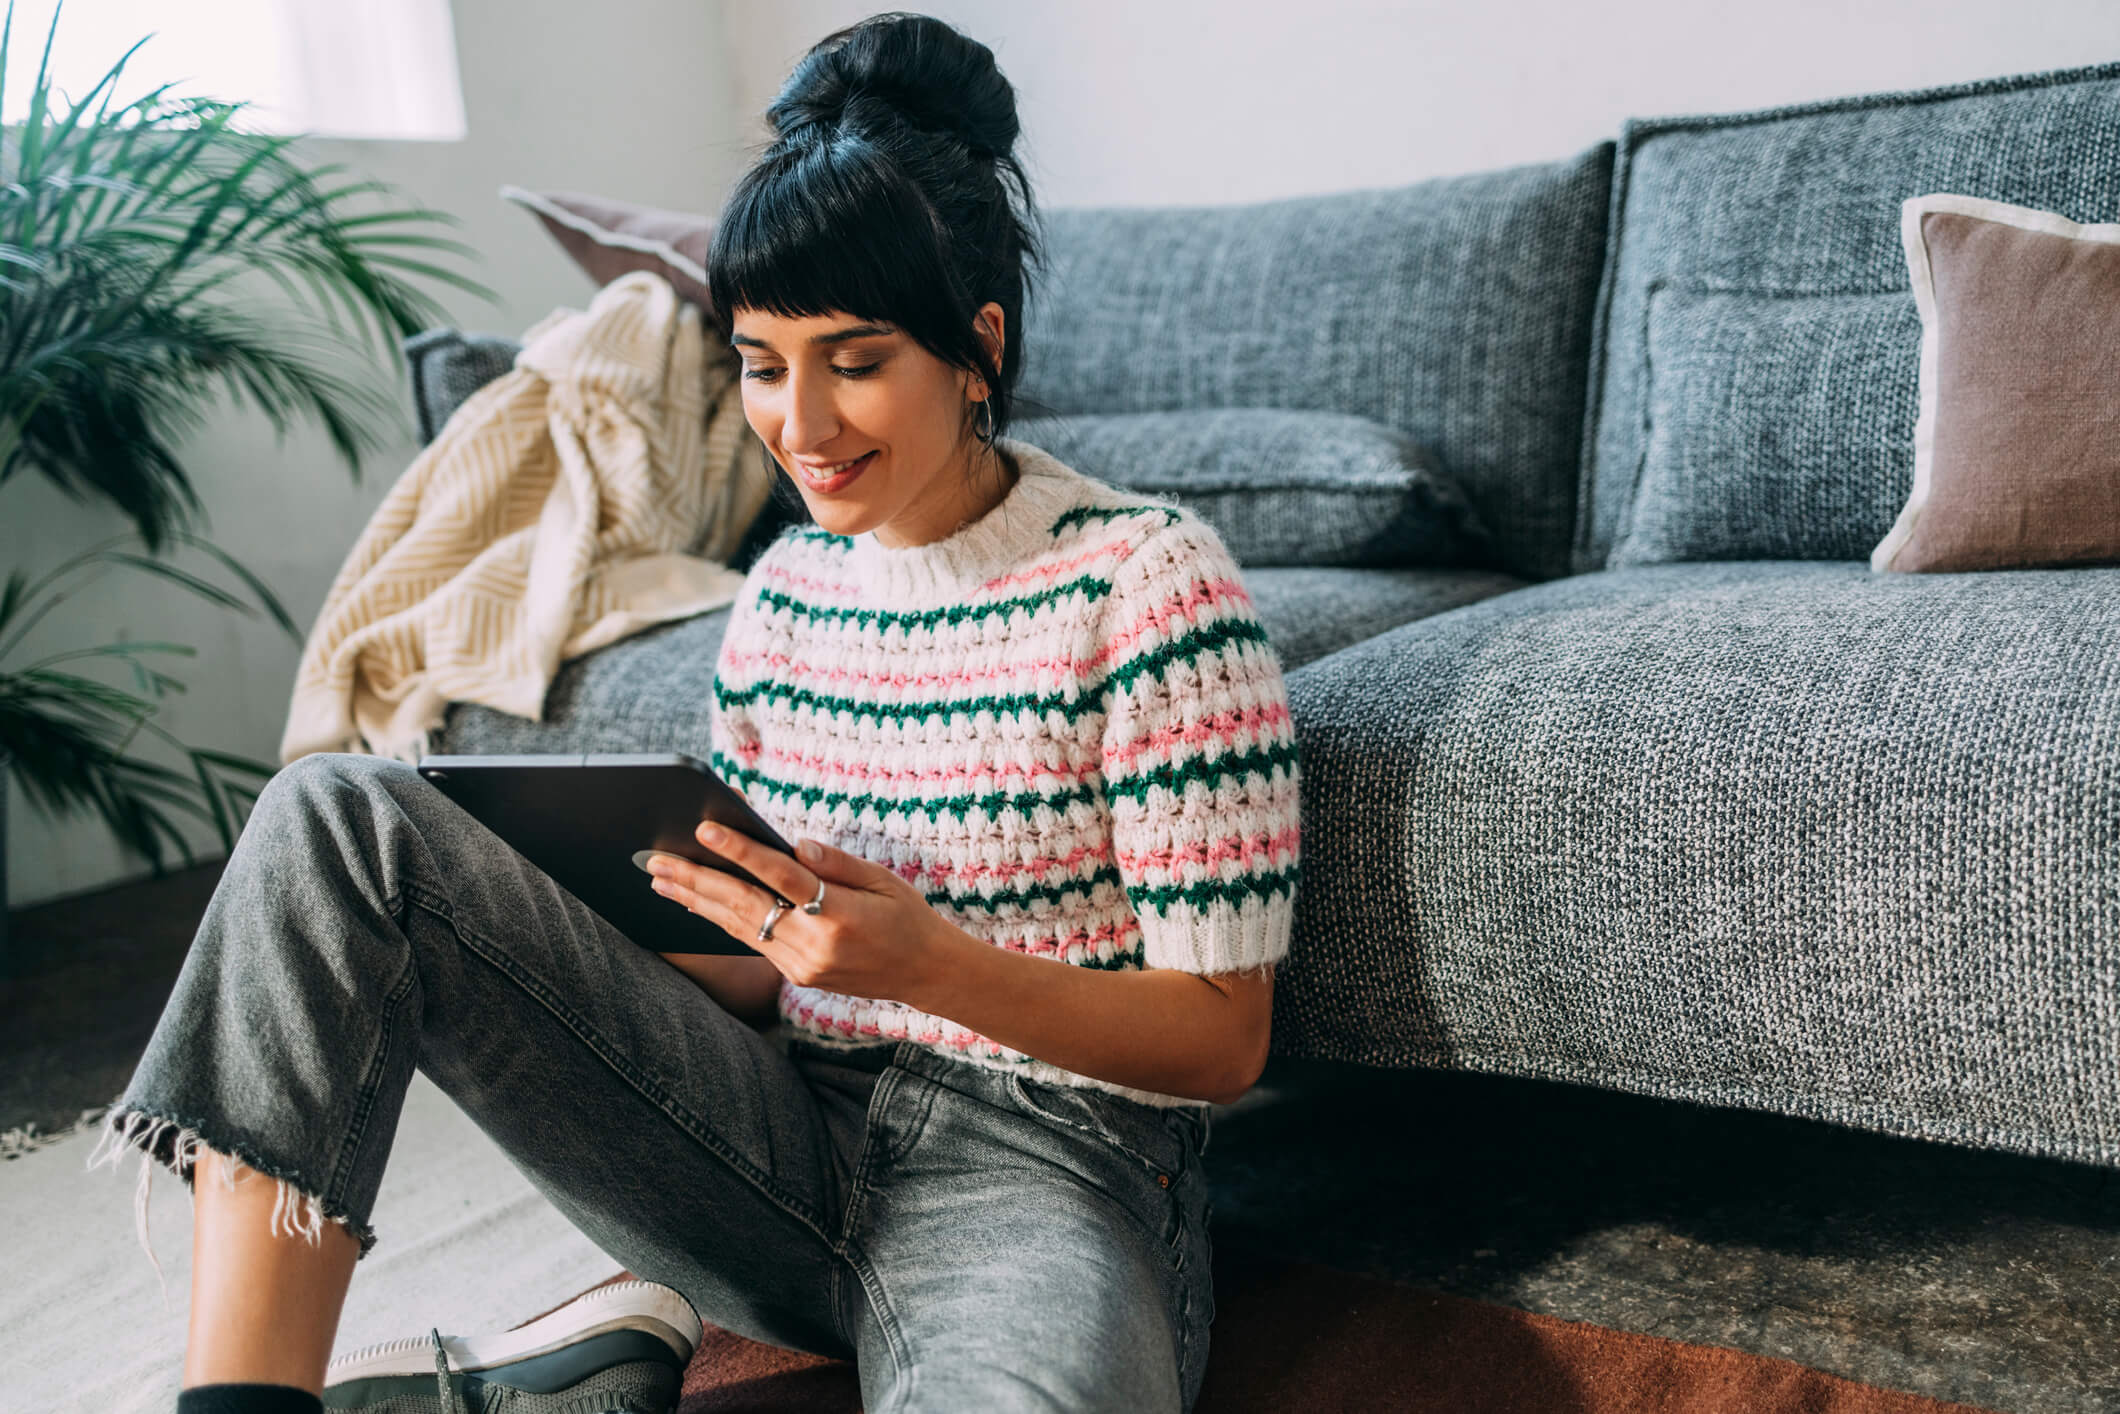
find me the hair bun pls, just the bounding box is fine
[769,12,1019,161]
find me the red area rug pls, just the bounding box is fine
[537,1257,1997,1413]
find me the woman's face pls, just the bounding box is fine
[730,302,1009,548]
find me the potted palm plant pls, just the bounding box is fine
[0,0,498,955]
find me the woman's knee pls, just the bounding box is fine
[241,753,430,862]
[263,751,418,813]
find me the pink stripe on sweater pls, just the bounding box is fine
[731,705,1288,794]
[1100,702,1293,773]
[720,646,1082,692]
[1116,823,1302,878]
[1090,577,1255,671]
[978,534,1139,594]
[898,841,1112,889]
[731,572,1258,691]
[760,561,861,598]
[746,741,1101,788]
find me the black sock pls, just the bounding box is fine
[175,1384,324,1414]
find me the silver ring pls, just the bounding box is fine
[756,896,792,943]
[802,877,826,915]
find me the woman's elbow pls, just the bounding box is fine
[1203,1021,1272,1106]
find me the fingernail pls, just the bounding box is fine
[799,839,820,861]
[699,823,723,844]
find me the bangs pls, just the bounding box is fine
[706,144,967,340]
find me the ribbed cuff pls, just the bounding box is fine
[1135,890,1294,974]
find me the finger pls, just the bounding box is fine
[648,860,765,935]
[650,866,803,970]
[648,869,797,979]
[696,821,820,902]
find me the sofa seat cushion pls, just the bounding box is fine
[1276,558,2120,1169]
[1245,566,1526,671]
[433,565,1527,758]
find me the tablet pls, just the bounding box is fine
[415,752,798,955]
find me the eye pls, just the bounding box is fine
[740,362,881,383]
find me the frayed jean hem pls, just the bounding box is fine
[83,1101,377,1309]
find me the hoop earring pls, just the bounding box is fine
[974,397,996,445]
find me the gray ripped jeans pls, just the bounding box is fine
[86,752,1216,1412]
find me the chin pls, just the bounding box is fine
[800,496,874,535]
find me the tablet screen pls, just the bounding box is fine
[416,752,794,955]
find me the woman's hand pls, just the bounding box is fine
[645,821,949,1004]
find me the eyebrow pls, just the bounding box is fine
[729,322,895,351]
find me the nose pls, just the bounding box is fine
[778,364,840,456]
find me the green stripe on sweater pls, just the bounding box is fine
[714,618,1276,724]
[756,572,1116,632]
[1125,863,1300,916]
[712,732,1294,828]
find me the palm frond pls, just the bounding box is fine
[0,0,500,547]
[0,0,497,876]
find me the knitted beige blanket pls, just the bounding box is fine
[279,270,771,765]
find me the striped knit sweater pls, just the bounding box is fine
[708,435,1302,1106]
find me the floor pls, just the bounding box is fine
[5,864,2116,1414]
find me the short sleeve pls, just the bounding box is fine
[1095,516,1302,974]
[707,555,771,791]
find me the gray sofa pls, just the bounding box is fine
[417,57,2120,1171]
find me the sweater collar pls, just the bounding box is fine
[841,436,1087,601]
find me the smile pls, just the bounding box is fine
[797,450,875,492]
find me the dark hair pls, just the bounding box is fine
[708,11,1044,512]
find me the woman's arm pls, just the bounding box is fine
[646,831,1276,1103]
[902,920,1273,1105]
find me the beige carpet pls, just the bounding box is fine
[1,1070,622,1413]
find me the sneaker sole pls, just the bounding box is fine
[323,1278,700,1391]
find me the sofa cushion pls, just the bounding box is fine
[403,327,521,444]
[1579,59,2120,573]
[1872,193,2120,573]
[1012,409,1496,568]
[500,185,717,316]
[1620,284,1922,564]
[1015,143,1615,584]
[433,563,1528,758]
[1274,557,2120,1168]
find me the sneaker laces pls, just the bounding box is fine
[431,1326,472,1414]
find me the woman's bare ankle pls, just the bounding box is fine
[183,1147,361,1394]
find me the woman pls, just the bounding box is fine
[90,12,1302,1413]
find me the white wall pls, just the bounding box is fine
[721,0,2120,206]
[10,0,2119,909]
[4,0,747,907]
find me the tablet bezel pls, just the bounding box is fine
[415,751,798,955]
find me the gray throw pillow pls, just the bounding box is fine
[403,327,523,444]
[1011,408,1495,568]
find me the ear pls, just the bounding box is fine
[972,300,1005,372]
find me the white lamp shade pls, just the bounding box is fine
[2,0,467,141]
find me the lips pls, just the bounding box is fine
[797,450,875,493]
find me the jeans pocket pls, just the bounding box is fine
[1004,1073,1180,1179]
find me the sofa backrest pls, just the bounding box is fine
[1576,59,2120,575]
[1016,144,1614,584]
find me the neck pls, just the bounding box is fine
[875,440,1019,549]
[842,436,1080,602]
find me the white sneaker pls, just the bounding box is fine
[320,1278,702,1413]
